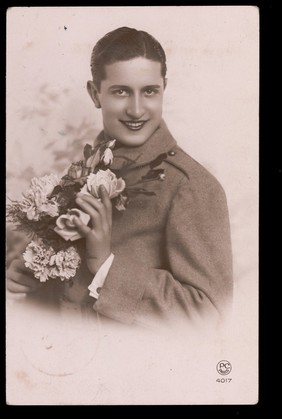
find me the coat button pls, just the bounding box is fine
[168,150,176,156]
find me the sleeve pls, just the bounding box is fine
[93,176,233,328]
[88,253,115,299]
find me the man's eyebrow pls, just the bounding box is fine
[108,84,161,90]
[142,85,162,90]
[108,85,130,90]
[144,85,161,88]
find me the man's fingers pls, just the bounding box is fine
[7,278,34,294]
[99,186,112,224]
[6,290,27,300]
[99,185,112,226]
[75,189,113,229]
[10,258,34,275]
[76,195,107,226]
[10,272,39,288]
[76,194,103,211]
[73,216,92,236]
[6,259,42,294]
[76,195,101,214]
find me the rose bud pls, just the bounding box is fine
[68,163,82,179]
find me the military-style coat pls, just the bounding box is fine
[91,120,233,328]
[25,120,232,329]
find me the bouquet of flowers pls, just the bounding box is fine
[7,138,167,283]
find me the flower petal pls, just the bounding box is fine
[54,226,83,241]
[81,169,126,200]
[55,208,90,232]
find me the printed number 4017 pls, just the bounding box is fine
[216,378,232,383]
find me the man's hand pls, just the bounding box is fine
[74,185,112,275]
[6,257,43,296]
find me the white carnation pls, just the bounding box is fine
[20,174,60,221]
[23,239,81,282]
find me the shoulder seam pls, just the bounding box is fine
[164,158,190,180]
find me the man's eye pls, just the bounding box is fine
[144,89,158,96]
[114,89,129,96]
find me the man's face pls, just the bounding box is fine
[88,57,166,147]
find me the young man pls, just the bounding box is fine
[7,27,233,330]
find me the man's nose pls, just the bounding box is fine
[126,94,145,119]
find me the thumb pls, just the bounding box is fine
[73,216,91,237]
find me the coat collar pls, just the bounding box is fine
[95,119,177,171]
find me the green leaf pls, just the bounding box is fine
[83,144,92,161]
[127,188,156,197]
[149,153,167,169]
[142,169,164,180]
[50,184,63,197]
[86,149,101,171]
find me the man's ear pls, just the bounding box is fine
[163,78,168,90]
[87,81,101,109]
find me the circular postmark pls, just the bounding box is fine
[216,360,232,375]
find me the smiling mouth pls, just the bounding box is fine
[120,120,148,131]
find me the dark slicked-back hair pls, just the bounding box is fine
[90,27,167,91]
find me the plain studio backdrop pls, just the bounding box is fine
[6,6,259,404]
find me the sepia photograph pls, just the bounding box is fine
[6,6,259,405]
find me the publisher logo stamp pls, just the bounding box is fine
[216,360,232,375]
